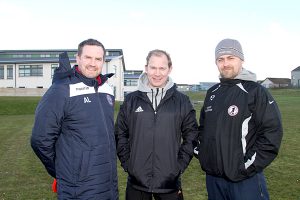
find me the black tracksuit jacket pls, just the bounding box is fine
[197,78,283,182]
[115,85,199,193]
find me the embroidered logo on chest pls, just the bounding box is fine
[228,105,238,116]
[84,96,91,103]
[135,106,144,112]
[205,106,212,112]
[106,95,113,106]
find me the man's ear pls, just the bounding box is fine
[75,53,80,64]
[169,65,173,73]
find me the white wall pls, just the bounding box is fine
[0,59,124,100]
[291,71,300,87]
[261,79,274,88]
[16,63,51,88]
[0,65,14,87]
[104,56,124,101]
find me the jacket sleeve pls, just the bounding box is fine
[115,100,130,172]
[246,87,283,175]
[178,96,199,173]
[193,105,205,157]
[31,85,67,178]
[198,106,206,143]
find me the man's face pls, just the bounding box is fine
[145,54,172,88]
[216,55,243,79]
[76,45,104,78]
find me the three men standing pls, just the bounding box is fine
[31,38,283,200]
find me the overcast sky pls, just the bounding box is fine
[1,0,299,83]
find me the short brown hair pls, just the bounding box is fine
[77,38,106,59]
[146,49,172,68]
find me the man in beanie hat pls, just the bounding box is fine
[195,38,283,199]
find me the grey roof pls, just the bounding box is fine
[0,49,123,53]
[292,66,300,72]
[0,49,76,53]
[0,56,120,64]
[0,49,125,70]
[124,70,143,79]
[0,57,75,64]
[265,78,291,84]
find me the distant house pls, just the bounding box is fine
[123,70,143,96]
[260,78,291,88]
[178,82,219,92]
[291,66,300,88]
[177,84,191,92]
[199,82,218,90]
[190,84,202,92]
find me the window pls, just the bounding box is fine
[7,65,13,79]
[51,64,59,78]
[124,79,138,86]
[107,51,121,56]
[40,54,50,58]
[19,65,43,77]
[0,65,4,79]
[12,54,24,58]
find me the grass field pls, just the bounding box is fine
[0,89,299,200]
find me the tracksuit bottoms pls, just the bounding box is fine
[206,172,269,200]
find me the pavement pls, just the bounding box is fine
[0,88,48,96]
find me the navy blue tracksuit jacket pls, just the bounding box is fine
[31,67,118,199]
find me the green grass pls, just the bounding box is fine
[0,89,299,199]
[0,97,40,115]
[265,89,300,200]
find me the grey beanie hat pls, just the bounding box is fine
[215,38,244,61]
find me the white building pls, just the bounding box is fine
[260,78,291,88]
[291,66,300,88]
[0,49,126,101]
[123,70,143,96]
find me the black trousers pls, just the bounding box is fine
[126,184,184,200]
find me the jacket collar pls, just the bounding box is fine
[74,65,108,88]
[138,84,177,103]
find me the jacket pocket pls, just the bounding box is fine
[127,156,134,177]
[198,138,218,174]
[78,150,91,181]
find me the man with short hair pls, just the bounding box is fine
[115,49,198,200]
[196,38,283,200]
[31,38,118,199]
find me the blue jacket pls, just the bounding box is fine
[31,53,118,199]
